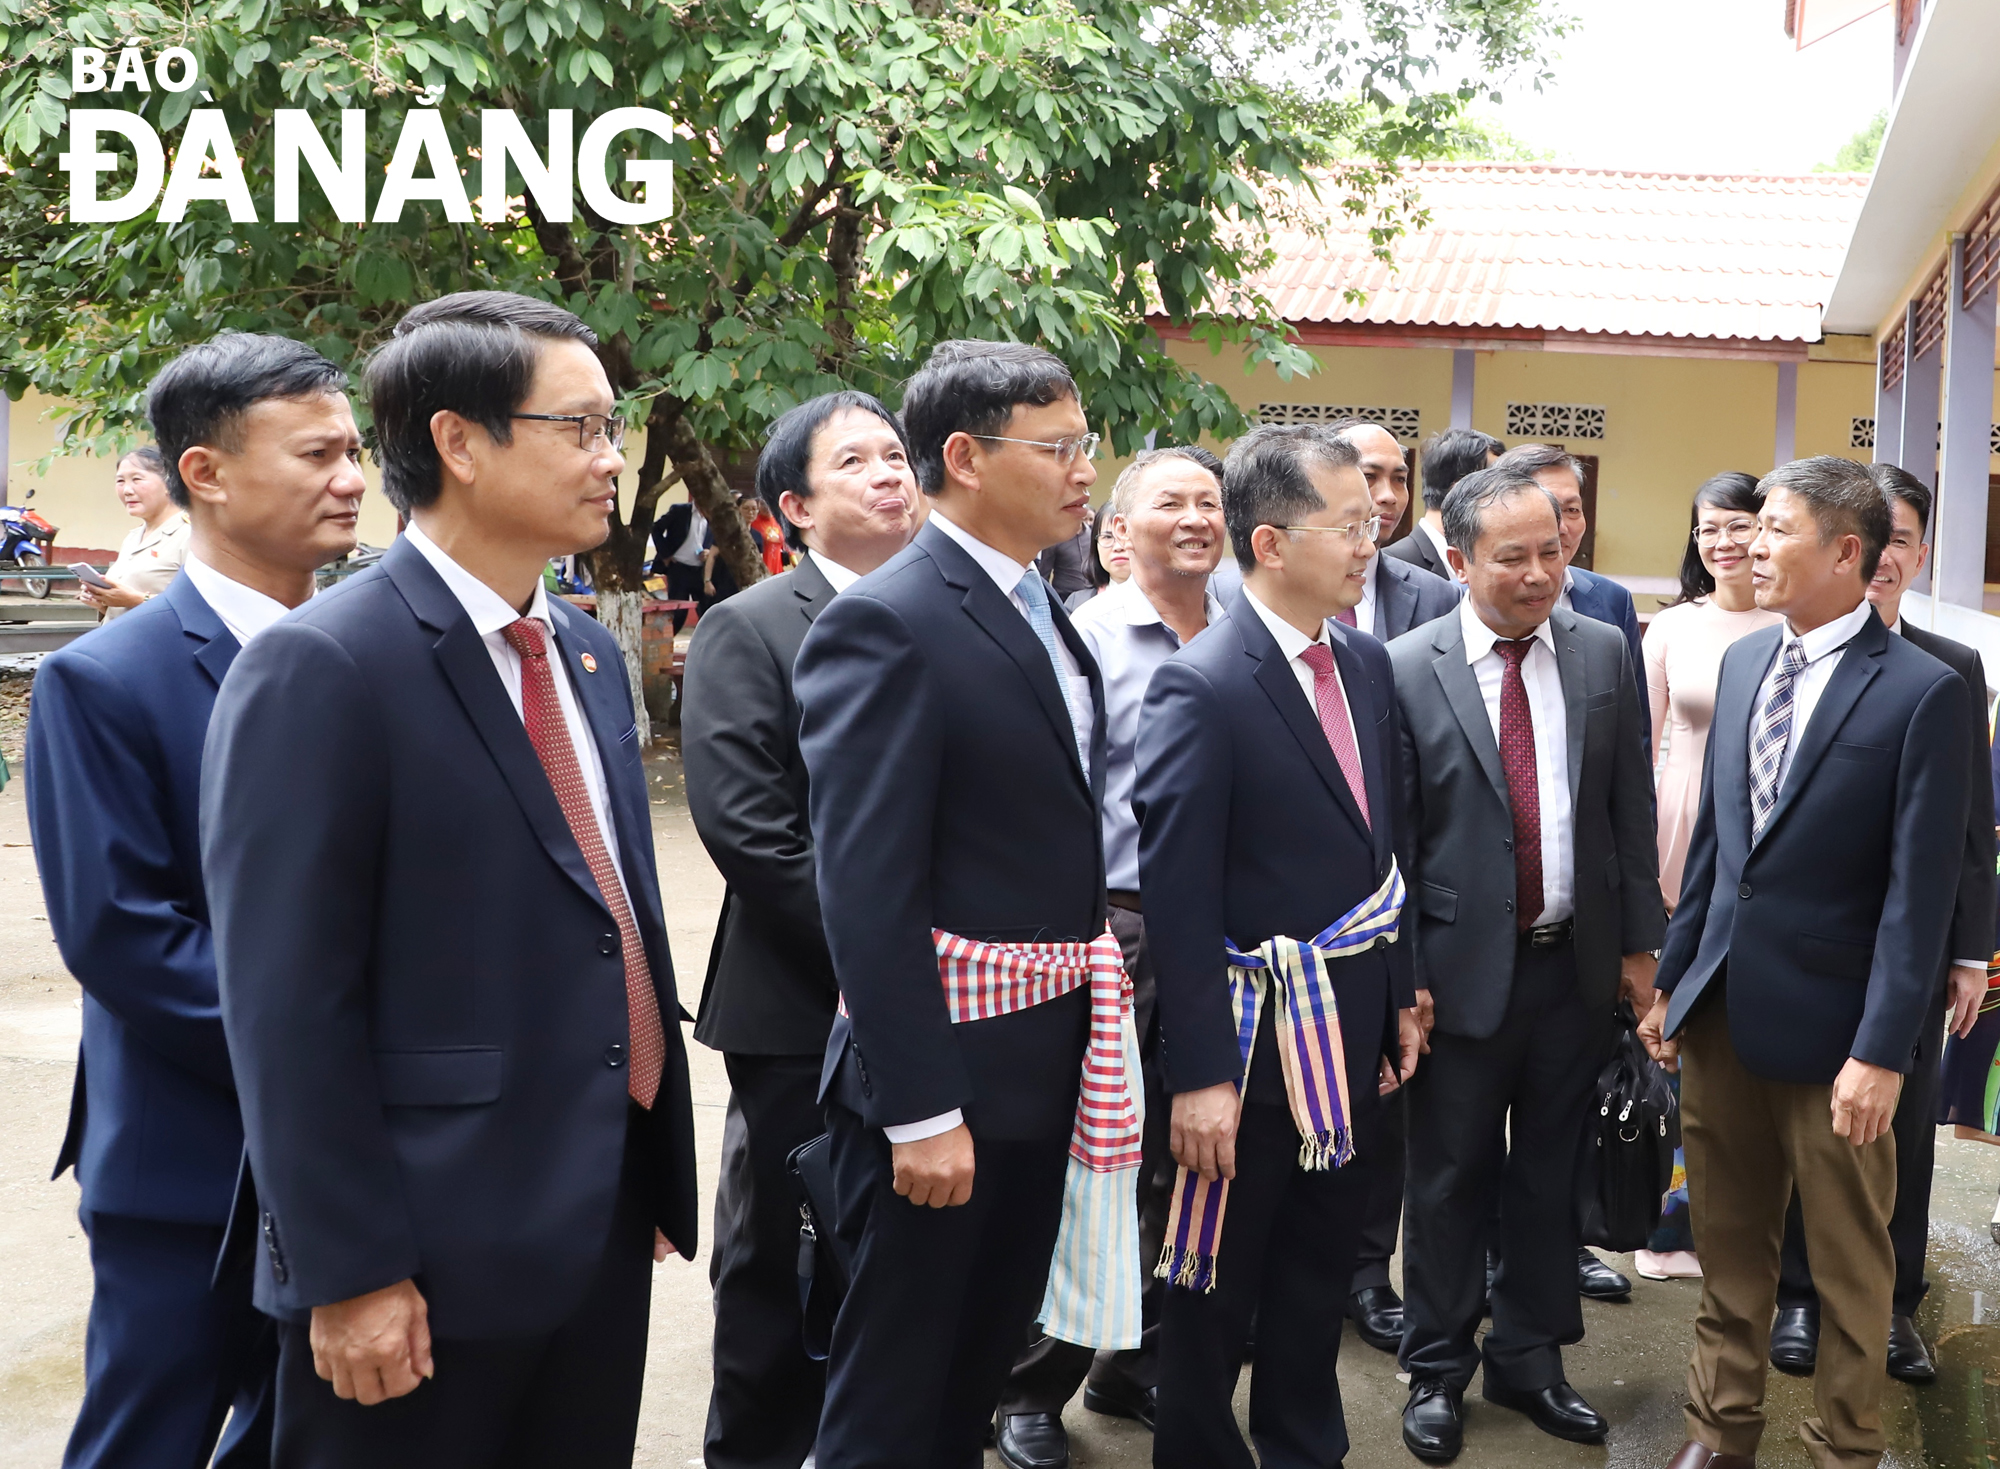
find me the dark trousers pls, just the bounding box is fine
[1400,938,1613,1392]
[815,1102,1072,1469]
[63,1211,276,1469]
[664,562,703,630]
[1000,903,1169,1416]
[1778,984,1946,1319]
[1155,1099,1373,1469]
[272,1128,657,1469]
[1351,1089,1406,1293]
[706,1052,828,1469]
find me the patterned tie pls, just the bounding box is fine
[1334,605,1358,628]
[1749,639,1810,843]
[1494,638,1544,932]
[1014,570,1089,773]
[501,618,666,1108]
[1297,642,1370,828]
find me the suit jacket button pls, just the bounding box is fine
[599,934,617,955]
[1504,899,1514,912]
[605,1044,626,1068]
[1738,883,1752,900]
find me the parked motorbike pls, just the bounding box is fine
[0,489,58,599]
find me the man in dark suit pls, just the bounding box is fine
[1497,443,1644,681]
[683,390,919,1469]
[27,333,364,1469]
[1765,463,1995,1387]
[203,291,698,1467]
[1389,465,1665,1461]
[1640,455,1970,1469]
[1137,425,1420,1469]
[650,498,707,627]
[1324,422,1457,1351]
[1384,428,1500,582]
[795,341,1116,1469]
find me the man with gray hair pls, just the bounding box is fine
[1639,456,1969,1469]
[993,447,1226,1469]
[1389,465,1663,1461]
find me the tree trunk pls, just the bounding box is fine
[596,589,651,747]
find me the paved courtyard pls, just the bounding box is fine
[4,746,2000,1467]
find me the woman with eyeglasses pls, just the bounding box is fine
[1063,500,1131,610]
[1632,470,1783,1283]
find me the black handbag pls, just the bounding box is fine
[1575,1010,1680,1252]
[786,1133,852,1362]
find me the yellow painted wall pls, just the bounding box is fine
[1163,337,1878,579]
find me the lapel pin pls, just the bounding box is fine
[580,652,598,673]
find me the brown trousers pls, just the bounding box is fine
[1679,998,1897,1469]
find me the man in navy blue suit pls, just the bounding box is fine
[1136,425,1420,1469]
[794,340,1114,1469]
[27,332,366,1469]
[1498,443,1644,681]
[202,292,698,1467]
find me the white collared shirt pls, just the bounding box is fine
[1753,600,1877,803]
[1460,598,1574,924]
[1556,567,1576,615]
[1072,575,1225,891]
[402,521,627,899]
[1241,586,1364,782]
[182,555,298,647]
[806,550,863,595]
[671,507,707,567]
[1351,556,1381,638]
[1421,517,1453,569]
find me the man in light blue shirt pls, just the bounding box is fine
[993,447,1224,1469]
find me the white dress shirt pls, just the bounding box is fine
[402,522,628,900]
[806,549,862,594]
[884,513,1097,1146]
[1072,575,1225,892]
[1752,600,1876,803]
[671,507,708,567]
[1460,599,1575,925]
[1420,518,1453,571]
[1241,588,1363,775]
[182,555,299,646]
[1350,556,1382,638]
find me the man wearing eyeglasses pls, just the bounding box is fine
[794,340,1117,1469]
[201,291,698,1466]
[1388,465,1663,1463]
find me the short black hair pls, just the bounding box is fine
[1495,441,1586,493]
[900,340,1078,496]
[1418,427,1504,510]
[1222,425,1359,571]
[1867,462,1933,534]
[758,391,907,552]
[365,291,599,515]
[146,334,348,508]
[1668,471,1763,607]
[1440,464,1560,558]
[1760,455,1891,583]
[1087,500,1117,589]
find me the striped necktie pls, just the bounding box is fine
[1749,639,1810,843]
[1014,570,1089,774]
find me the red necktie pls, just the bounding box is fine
[1297,643,1370,828]
[1335,605,1358,627]
[502,618,665,1107]
[1494,638,1544,932]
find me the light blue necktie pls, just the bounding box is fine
[1015,570,1089,774]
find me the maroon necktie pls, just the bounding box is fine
[1494,638,1544,932]
[1297,643,1370,828]
[1335,605,1358,627]
[502,618,665,1107]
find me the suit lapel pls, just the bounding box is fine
[1551,609,1587,806]
[1429,616,1510,808]
[792,553,836,627]
[1232,592,1372,846]
[1758,613,1886,844]
[163,572,240,689]
[383,540,608,919]
[1713,625,1780,845]
[1376,559,1411,642]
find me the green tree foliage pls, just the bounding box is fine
[0,0,1562,605]
[1816,109,1885,174]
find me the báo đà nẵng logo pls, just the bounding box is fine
[57,46,673,226]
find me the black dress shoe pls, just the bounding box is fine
[1577,1248,1632,1301]
[1769,1304,1818,1376]
[1480,1377,1608,1444]
[1347,1285,1405,1353]
[1402,1379,1463,1462]
[1887,1314,1937,1383]
[995,1412,1069,1469]
[1082,1378,1157,1430]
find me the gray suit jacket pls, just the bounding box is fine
[1387,606,1665,1039]
[1374,555,1459,642]
[1383,524,1451,581]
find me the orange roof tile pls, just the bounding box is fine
[1252,163,1869,343]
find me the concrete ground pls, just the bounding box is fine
[5,745,2000,1467]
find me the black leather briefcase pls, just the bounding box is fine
[786,1133,851,1361]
